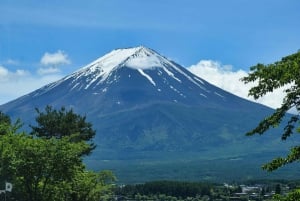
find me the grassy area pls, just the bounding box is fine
[87,152,300,184]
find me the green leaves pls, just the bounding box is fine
[0,133,88,200]
[242,52,300,100]
[242,51,300,172]
[0,111,22,135]
[274,188,300,201]
[69,169,116,201]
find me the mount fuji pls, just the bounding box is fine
[1,46,267,113]
[0,46,295,182]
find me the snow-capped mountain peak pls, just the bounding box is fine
[28,46,233,106]
[83,46,165,73]
[65,46,202,89]
[65,46,173,86]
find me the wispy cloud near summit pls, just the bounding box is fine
[40,50,70,66]
[38,50,71,75]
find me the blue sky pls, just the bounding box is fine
[0,0,300,106]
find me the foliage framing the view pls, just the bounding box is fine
[0,108,115,201]
[242,51,300,200]
[242,51,300,171]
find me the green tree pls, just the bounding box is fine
[0,111,22,135]
[30,105,96,155]
[274,189,300,201]
[0,111,11,125]
[0,131,86,200]
[0,110,116,201]
[242,51,300,201]
[0,111,10,135]
[242,51,300,171]
[68,170,116,201]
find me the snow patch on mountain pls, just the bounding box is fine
[66,47,142,89]
[126,52,163,69]
[162,67,182,83]
[137,69,156,86]
[86,47,140,73]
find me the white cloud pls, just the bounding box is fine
[187,60,287,109]
[0,66,30,82]
[40,50,71,66]
[37,67,61,75]
[0,65,62,105]
[0,50,70,104]
[0,66,9,78]
[15,69,28,76]
[38,50,71,76]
